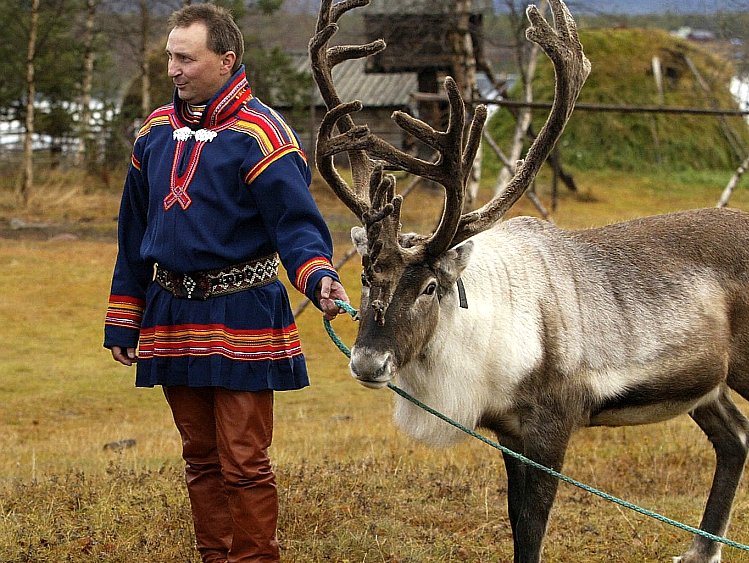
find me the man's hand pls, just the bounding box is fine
[111,346,138,366]
[316,276,350,320]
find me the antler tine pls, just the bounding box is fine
[451,0,590,247]
[463,105,488,184]
[369,163,396,212]
[367,78,467,181]
[310,27,386,126]
[361,167,407,325]
[315,101,371,219]
[326,0,369,30]
[421,79,469,258]
[310,0,387,221]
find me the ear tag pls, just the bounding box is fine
[457,277,468,309]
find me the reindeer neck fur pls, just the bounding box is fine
[392,218,552,446]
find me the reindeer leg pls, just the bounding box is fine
[675,388,749,563]
[510,414,576,563]
[500,435,526,555]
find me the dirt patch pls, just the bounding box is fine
[0,216,118,242]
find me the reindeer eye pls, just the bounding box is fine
[423,282,437,296]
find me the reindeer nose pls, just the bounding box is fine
[349,346,393,389]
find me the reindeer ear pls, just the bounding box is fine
[434,241,474,284]
[351,226,369,256]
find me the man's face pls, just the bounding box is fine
[166,22,235,104]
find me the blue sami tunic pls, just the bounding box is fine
[104,65,339,391]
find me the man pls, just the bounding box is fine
[104,4,348,562]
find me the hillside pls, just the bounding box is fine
[488,28,749,172]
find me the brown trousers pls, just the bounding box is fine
[164,386,280,563]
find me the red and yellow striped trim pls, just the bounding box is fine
[138,323,302,361]
[105,295,145,330]
[244,145,304,185]
[204,74,251,128]
[136,107,172,139]
[295,257,334,295]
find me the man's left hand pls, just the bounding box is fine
[316,276,350,320]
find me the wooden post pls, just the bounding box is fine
[717,154,749,208]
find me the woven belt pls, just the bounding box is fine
[155,254,280,300]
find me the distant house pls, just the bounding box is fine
[282,54,502,164]
[363,0,491,73]
[672,27,716,42]
[282,55,418,160]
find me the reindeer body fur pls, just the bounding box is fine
[351,207,749,563]
[382,207,749,444]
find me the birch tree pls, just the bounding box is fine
[138,0,151,118]
[495,0,547,195]
[19,0,40,205]
[78,0,99,166]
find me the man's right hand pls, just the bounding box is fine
[111,346,138,366]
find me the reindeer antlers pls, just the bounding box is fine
[309,0,385,220]
[311,0,589,252]
[453,0,591,245]
[310,0,489,261]
[310,0,589,321]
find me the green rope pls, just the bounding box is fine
[324,300,749,553]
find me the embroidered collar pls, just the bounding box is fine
[173,64,253,130]
[183,103,205,125]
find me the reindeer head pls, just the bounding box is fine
[310,0,590,388]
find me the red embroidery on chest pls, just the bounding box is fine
[163,139,206,211]
[162,122,235,211]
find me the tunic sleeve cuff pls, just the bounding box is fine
[104,294,144,348]
[294,258,340,308]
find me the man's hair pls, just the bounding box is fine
[168,4,244,73]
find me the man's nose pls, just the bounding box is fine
[168,61,180,77]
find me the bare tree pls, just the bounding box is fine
[495,0,547,196]
[717,153,749,208]
[102,0,173,121]
[78,0,100,166]
[139,0,152,118]
[19,0,40,206]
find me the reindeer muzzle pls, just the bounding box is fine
[349,346,394,389]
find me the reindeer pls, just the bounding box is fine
[310,1,749,562]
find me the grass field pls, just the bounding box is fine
[3,167,749,561]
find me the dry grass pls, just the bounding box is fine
[2,167,749,561]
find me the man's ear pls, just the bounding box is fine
[222,51,237,74]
